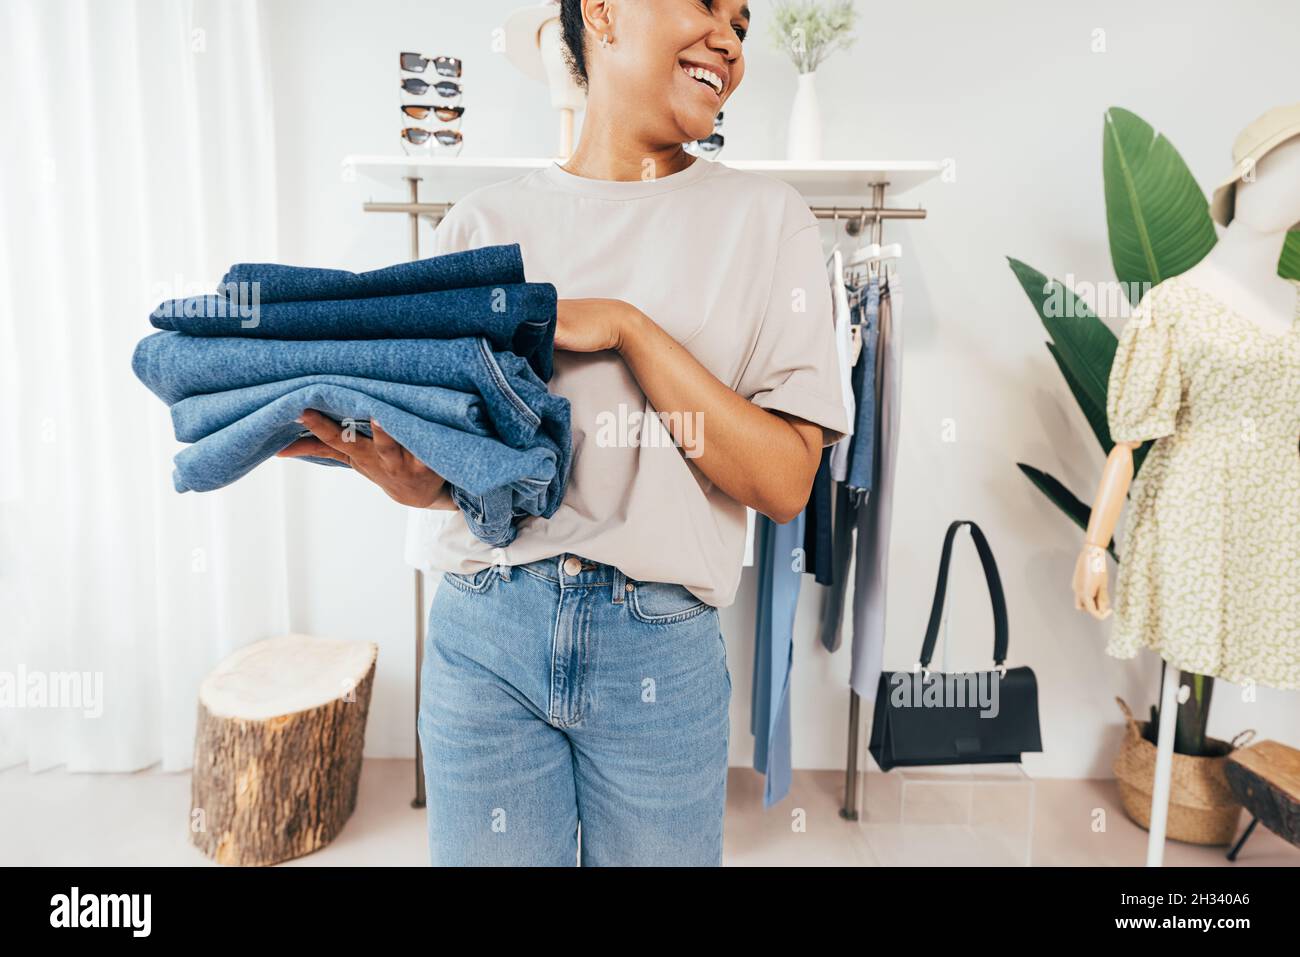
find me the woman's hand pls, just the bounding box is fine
[276,410,450,508]
[555,298,640,353]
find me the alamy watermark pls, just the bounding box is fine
[148,277,261,329]
[886,669,1002,719]
[594,403,704,458]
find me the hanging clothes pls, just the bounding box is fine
[820,272,881,650]
[797,250,858,585]
[848,265,904,700]
[751,510,805,808]
[828,248,857,482]
[844,277,882,503]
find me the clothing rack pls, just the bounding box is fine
[362,172,928,819]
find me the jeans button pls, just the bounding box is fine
[563,556,582,576]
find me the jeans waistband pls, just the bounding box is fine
[506,552,629,604]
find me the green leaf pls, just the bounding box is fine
[1016,463,1118,560]
[1008,258,1118,419]
[1046,341,1112,452]
[1280,230,1300,281]
[1102,107,1218,301]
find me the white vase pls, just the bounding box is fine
[786,71,822,161]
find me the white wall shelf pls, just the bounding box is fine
[341,154,946,204]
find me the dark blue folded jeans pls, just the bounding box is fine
[151,283,558,382]
[220,243,526,303]
[133,333,572,546]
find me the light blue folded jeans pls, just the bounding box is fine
[418,554,732,866]
[133,333,572,546]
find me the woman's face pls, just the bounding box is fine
[591,0,748,145]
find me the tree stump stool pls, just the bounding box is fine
[1223,739,1300,861]
[190,633,378,865]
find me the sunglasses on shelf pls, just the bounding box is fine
[401,128,464,148]
[400,53,462,77]
[695,133,724,154]
[400,77,462,100]
[401,104,465,124]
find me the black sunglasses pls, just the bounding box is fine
[695,133,724,154]
[400,78,462,100]
[400,53,462,77]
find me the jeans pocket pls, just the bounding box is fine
[440,565,498,595]
[626,579,711,624]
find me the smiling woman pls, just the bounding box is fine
[397,0,851,868]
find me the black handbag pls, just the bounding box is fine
[868,520,1043,772]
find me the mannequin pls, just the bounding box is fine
[1072,134,1300,616]
[1072,113,1300,866]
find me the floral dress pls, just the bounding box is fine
[1106,272,1300,689]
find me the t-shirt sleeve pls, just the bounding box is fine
[427,203,476,257]
[1106,284,1181,443]
[735,220,852,447]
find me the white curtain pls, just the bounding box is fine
[0,0,290,772]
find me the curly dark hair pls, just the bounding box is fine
[558,0,590,91]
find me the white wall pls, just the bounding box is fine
[260,0,1300,778]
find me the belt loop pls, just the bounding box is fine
[612,567,626,604]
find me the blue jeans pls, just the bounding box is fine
[133,334,572,545]
[417,554,732,866]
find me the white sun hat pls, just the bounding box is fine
[1210,102,1300,226]
[503,0,564,83]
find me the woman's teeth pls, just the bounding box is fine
[681,65,722,95]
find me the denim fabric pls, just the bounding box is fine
[133,331,566,451]
[751,511,804,808]
[133,333,572,547]
[820,479,856,652]
[418,553,730,866]
[220,243,525,303]
[844,278,880,502]
[151,282,557,382]
[801,445,834,586]
[170,374,491,443]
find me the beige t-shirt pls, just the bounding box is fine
[406,156,851,607]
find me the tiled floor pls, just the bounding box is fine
[2,760,1295,866]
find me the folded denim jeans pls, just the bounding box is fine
[133,333,572,546]
[218,243,526,304]
[132,331,567,452]
[151,282,558,382]
[169,374,493,443]
[171,385,561,546]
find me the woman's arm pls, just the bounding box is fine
[559,298,824,524]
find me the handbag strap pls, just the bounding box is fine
[917,520,1009,670]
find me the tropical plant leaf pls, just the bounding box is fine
[1016,463,1117,560]
[1008,258,1117,416]
[1281,230,1300,281]
[1102,107,1218,302]
[1046,341,1112,452]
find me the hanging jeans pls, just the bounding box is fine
[751,511,805,808]
[418,553,732,866]
[844,277,880,503]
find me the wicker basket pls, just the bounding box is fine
[1112,697,1254,846]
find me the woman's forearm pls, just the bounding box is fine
[615,306,822,523]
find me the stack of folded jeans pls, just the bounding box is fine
[132,243,571,547]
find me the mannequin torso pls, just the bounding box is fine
[1072,134,1300,646]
